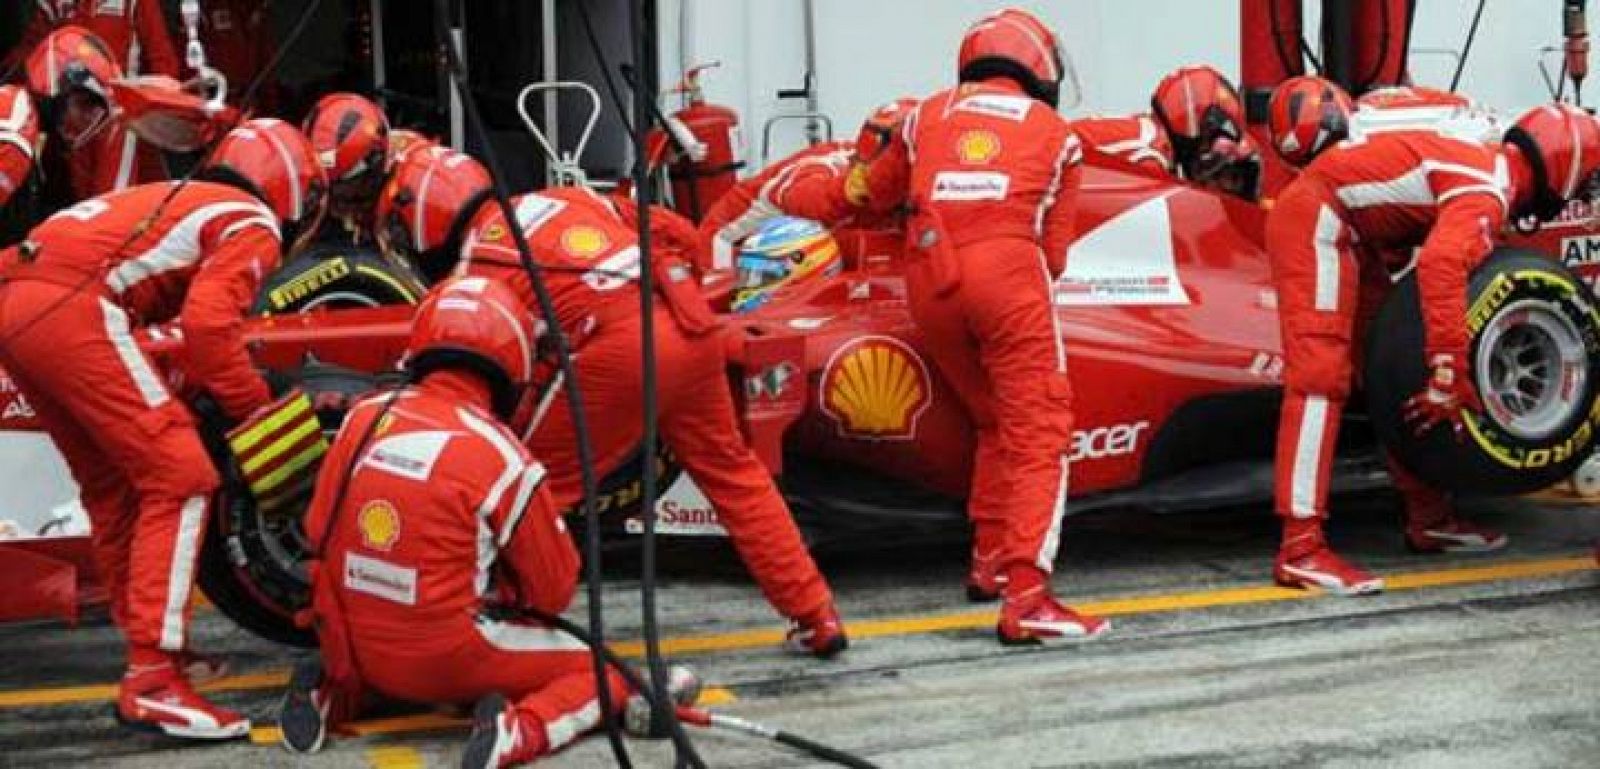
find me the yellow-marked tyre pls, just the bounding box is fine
[1367,249,1600,496]
[251,245,424,314]
[194,365,382,648]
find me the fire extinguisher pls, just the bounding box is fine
[643,62,744,223]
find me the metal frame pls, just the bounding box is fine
[516,80,603,187]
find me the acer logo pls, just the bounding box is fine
[1069,421,1150,462]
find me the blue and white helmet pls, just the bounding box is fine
[731,216,842,314]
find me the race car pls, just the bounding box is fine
[3,107,1599,646]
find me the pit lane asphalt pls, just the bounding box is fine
[1,490,1595,768]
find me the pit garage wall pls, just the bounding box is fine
[659,0,1592,168]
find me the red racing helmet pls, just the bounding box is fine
[0,86,42,209]
[303,92,391,216]
[202,118,328,254]
[957,8,1065,107]
[854,97,919,164]
[1267,76,1353,168]
[385,128,437,172]
[1151,65,1261,198]
[374,145,495,282]
[403,275,538,421]
[1504,102,1600,221]
[24,26,122,148]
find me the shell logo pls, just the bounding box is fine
[561,226,610,259]
[820,336,932,440]
[357,500,401,551]
[956,130,1002,165]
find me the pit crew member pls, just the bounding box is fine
[458,184,850,658]
[5,0,181,78]
[0,117,325,738]
[303,92,391,238]
[372,142,496,283]
[1264,98,1600,593]
[0,85,41,222]
[1148,65,1262,199]
[849,8,1108,644]
[279,277,689,766]
[24,26,167,202]
[1268,75,1505,562]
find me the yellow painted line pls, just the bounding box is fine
[0,682,119,708]
[2,556,1592,711]
[609,556,1599,656]
[1524,488,1600,506]
[345,712,465,736]
[697,686,737,706]
[366,746,427,768]
[249,725,283,745]
[200,669,291,693]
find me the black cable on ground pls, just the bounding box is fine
[623,0,696,760]
[524,608,879,769]
[1449,0,1488,93]
[574,6,875,767]
[426,1,695,765]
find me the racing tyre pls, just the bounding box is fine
[251,244,425,314]
[1366,248,1600,496]
[194,364,381,648]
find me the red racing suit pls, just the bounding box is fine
[0,93,35,210]
[1266,130,1509,528]
[1071,114,1174,176]
[197,0,275,105]
[302,372,625,749]
[858,80,1083,577]
[0,181,278,655]
[459,186,834,624]
[698,140,856,270]
[63,121,167,201]
[6,0,182,77]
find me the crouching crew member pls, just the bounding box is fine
[280,277,688,767]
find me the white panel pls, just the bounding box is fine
[0,433,86,540]
[1058,192,1190,307]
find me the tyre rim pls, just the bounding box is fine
[1475,298,1588,442]
[297,292,385,311]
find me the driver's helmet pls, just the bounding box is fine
[732,216,842,314]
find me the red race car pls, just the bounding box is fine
[3,137,1599,646]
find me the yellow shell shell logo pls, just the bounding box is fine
[561,226,610,259]
[482,223,507,243]
[358,500,401,551]
[956,130,1001,164]
[820,336,932,440]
